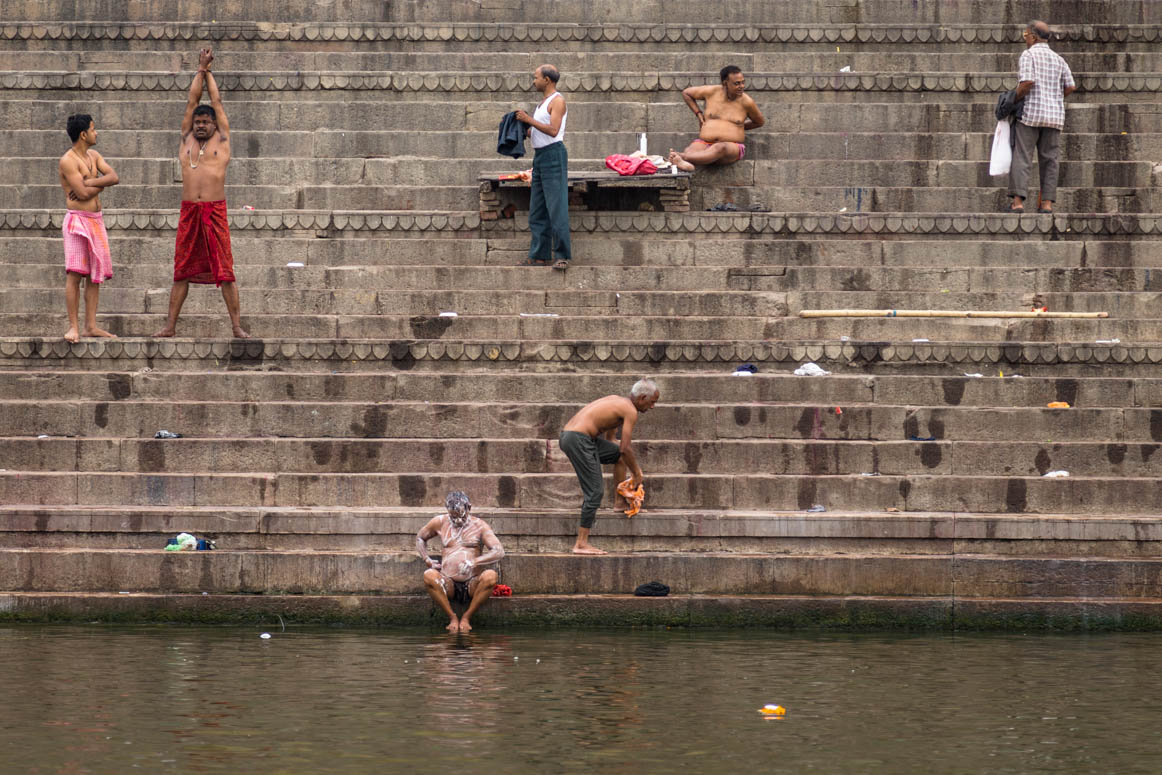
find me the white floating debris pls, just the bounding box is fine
[1043,470,1070,478]
[794,362,830,376]
[260,633,272,639]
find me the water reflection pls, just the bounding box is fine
[2,628,1162,773]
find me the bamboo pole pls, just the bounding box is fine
[799,309,1109,319]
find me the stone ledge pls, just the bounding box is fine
[3,209,1159,236]
[3,336,1162,366]
[1,69,1156,94]
[4,592,1162,630]
[2,22,1159,45]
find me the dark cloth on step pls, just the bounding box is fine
[497,111,528,158]
[634,581,670,597]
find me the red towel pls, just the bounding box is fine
[173,200,235,286]
[604,154,658,176]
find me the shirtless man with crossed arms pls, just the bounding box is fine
[669,65,765,171]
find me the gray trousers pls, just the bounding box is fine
[1008,122,1061,203]
[559,430,621,529]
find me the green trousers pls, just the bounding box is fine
[528,141,572,262]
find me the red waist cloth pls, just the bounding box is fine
[173,200,235,286]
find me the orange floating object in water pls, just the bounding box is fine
[759,704,786,716]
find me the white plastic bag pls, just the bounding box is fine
[989,119,1011,176]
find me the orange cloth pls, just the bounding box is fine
[616,478,644,518]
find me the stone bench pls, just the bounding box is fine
[478,169,692,219]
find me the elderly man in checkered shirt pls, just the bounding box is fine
[1008,20,1076,213]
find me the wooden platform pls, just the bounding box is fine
[478,169,692,218]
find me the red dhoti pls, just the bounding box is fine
[173,200,235,286]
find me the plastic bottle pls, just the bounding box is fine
[639,132,647,155]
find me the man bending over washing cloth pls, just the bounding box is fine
[559,378,660,555]
[153,48,249,339]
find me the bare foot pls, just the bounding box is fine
[152,326,176,338]
[445,618,460,633]
[63,327,80,343]
[572,543,607,555]
[669,149,695,172]
[232,325,252,339]
[459,617,473,633]
[82,327,117,339]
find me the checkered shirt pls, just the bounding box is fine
[1017,42,1075,130]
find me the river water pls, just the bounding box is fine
[2,626,1161,774]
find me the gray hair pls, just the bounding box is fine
[1028,20,1050,40]
[630,378,658,399]
[538,64,560,83]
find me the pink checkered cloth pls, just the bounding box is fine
[62,209,113,284]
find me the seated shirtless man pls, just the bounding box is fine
[669,65,765,171]
[416,491,505,633]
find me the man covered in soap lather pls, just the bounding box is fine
[416,491,505,633]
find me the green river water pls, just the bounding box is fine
[1,626,1160,774]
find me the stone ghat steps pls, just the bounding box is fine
[4,71,1158,105]
[4,437,1162,477]
[4,130,1158,164]
[5,548,1162,598]
[6,400,1158,442]
[6,337,1162,375]
[7,0,1162,25]
[6,506,1162,556]
[5,312,1158,343]
[9,183,1162,214]
[5,236,1156,270]
[2,156,1157,190]
[8,50,1162,74]
[16,262,1162,295]
[6,590,1162,630]
[4,101,1157,137]
[2,470,1160,513]
[1,370,1151,407]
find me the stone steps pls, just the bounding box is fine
[6,236,1154,269]
[0,370,1149,406]
[5,101,1160,135]
[5,337,1162,375]
[5,312,1159,342]
[8,50,1162,74]
[2,156,1156,190]
[3,437,1161,477]
[5,399,1154,441]
[10,183,1162,213]
[2,469,1159,513]
[5,506,1161,555]
[4,547,1162,598]
[4,129,1157,164]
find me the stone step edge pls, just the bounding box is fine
[2,70,1159,94]
[2,591,1161,630]
[2,210,1154,237]
[4,337,1162,367]
[1,21,1157,46]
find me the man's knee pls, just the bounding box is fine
[423,568,443,587]
[480,569,498,586]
